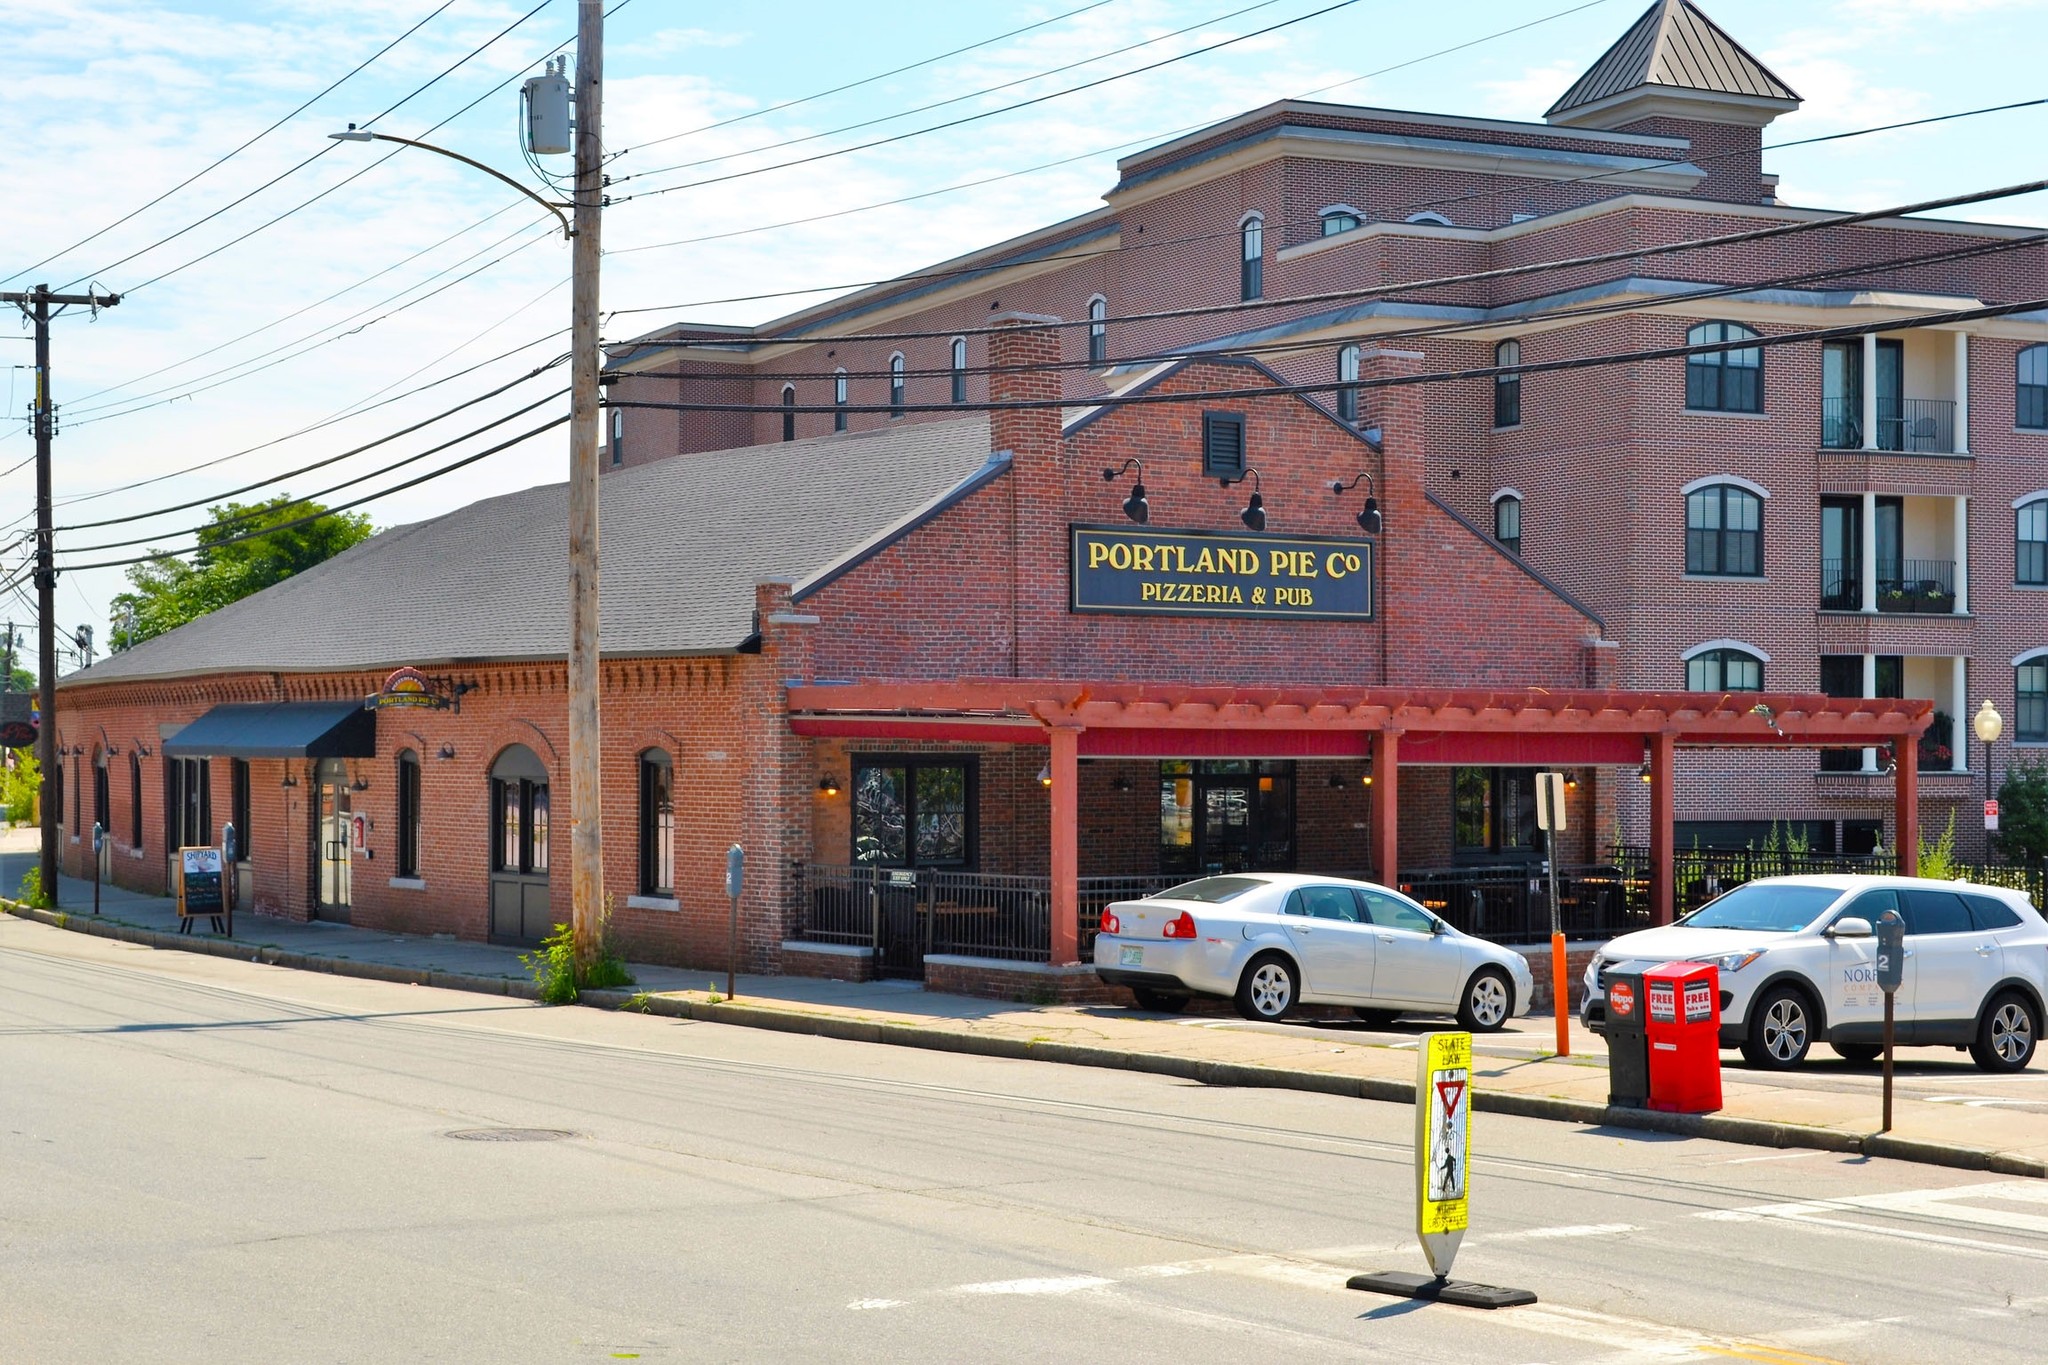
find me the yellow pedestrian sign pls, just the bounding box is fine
[1416,1031,1471,1274]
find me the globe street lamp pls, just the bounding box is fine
[1975,699,2004,805]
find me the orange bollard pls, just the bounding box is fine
[1551,931,1570,1058]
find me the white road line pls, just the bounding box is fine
[1694,1181,2048,1258]
[1721,1150,1826,1164]
[845,1299,904,1311]
[948,1275,1115,1296]
[1924,1095,2048,1108]
[1481,1222,1638,1241]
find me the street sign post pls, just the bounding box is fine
[221,821,238,941]
[1985,799,1999,832]
[1347,1030,1536,1309]
[1876,908,1905,1131]
[724,844,744,1000]
[1534,771,1569,1057]
[91,822,103,916]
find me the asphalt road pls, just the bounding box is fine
[4,917,2046,1364]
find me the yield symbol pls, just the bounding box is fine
[1436,1078,1466,1121]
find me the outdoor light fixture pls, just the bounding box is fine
[1038,763,1053,788]
[817,775,841,797]
[1638,743,1653,784]
[1327,771,1346,789]
[1362,769,1373,788]
[1330,472,1383,534]
[1113,774,1133,793]
[131,741,151,757]
[330,123,374,142]
[281,773,299,789]
[436,743,456,761]
[1975,699,2004,803]
[1102,458,1148,524]
[350,777,371,792]
[1565,774,1579,793]
[1219,466,1265,531]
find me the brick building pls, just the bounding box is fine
[608,0,2048,862]
[44,0,2000,995]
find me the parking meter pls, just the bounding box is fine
[724,844,744,1000]
[92,821,104,916]
[222,821,237,867]
[1875,909,1905,995]
[221,821,238,939]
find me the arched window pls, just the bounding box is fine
[1685,644,1765,692]
[490,745,549,876]
[1686,482,1763,576]
[1320,205,1361,236]
[92,746,109,835]
[2020,652,2048,742]
[833,368,848,432]
[1685,321,1762,413]
[638,749,674,897]
[2018,497,2048,585]
[2020,344,2048,429]
[1405,211,1453,227]
[1494,338,1521,427]
[128,751,142,849]
[1335,343,1360,424]
[1240,214,1263,302]
[781,385,796,442]
[1493,491,1522,556]
[1087,297,1107,367]
[610,407,624,466]
[889,352,905,418]
[396,749,421,878]
[951,337,968,403]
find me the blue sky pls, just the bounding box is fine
[3,0,2045,651]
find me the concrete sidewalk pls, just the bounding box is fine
[4,830,2042,1177]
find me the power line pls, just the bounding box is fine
[622,0,1124,154]
[1,0,462,290]
[612,0,1290,185]
[615,0,1366,203]
[608,94,2048,318]
[628,176,2048,350]
[60,0,558,294]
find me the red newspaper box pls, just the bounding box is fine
[1643,960,1722,1114]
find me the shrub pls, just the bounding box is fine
[1996,758,2048,867]
[1918,809,1960,882]
[518,898,633,1004]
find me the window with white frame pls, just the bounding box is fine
[1240,215,1263,301]
[1685,321,1763,413]
[1405,211,1453,226]
[1494,339,1521,427]
[1320,206,1361,236]
[2020,345,2048,429]
[2020,656,2048,742]
[1686,483,1763,576]
[1335,344,1360,424]
[1087,297,1107,367]
[2018,498,2048,585]
[1493,493,1521,556]
[781,385,796,442]
[889,353,905,418]
[1686,646,1764,692]
[833,368,848,432]
[951,337,967,403]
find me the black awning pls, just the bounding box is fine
[163,701,375,759]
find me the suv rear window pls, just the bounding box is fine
[1155,876,1267,904]
[1681,882,1841,932]
[1963,893,2024,930]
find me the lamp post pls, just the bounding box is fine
[328,0,605,969]
[1975,696,2004,807]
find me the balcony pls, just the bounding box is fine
[1821,397,1958,454]
[1820,558,1956,613]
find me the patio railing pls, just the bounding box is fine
[1609,846,2045,917]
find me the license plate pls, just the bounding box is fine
[1120,945,1144,967]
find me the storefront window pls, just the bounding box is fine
[1453,767,1539,861]
[853,758,974,867]
[1158,760,1294,876]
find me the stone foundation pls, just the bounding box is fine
[779,940,875,983]
[923,955,1129,1005]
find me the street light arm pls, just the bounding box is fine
[329,130,573,238]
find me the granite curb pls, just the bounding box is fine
[8,900,2041,1178]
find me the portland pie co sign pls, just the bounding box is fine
[1070,525,1374,621]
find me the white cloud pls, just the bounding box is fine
[1474,59,1579,121]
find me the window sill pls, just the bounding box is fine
[1683,573,1767,582]
[2014,584,2048,591]
[388,876,427,891]
[626,894,680,912]
[1492,422,1522,433]
[1683,408,1769,419]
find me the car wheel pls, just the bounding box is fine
[1740,985,1814,1069]
[1353,1008,1401,1027]
[1130,987,1191,1014]
[1831,1043,1882,1066]
[1234,954,1298,1022]
[1970,991,2040,1073]
[1456,967,1513,1033]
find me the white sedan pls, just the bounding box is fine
[1092,872,1536,1028]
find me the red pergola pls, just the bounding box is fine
[788,681,1936,964]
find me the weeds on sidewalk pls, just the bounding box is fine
[520,898,633,1004]
[14,866,51,909]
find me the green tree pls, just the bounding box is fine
[3,749,39,824]
[108,496,372,651]
[1995,758,2048,867]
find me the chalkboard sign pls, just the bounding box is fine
[178,846,225,920]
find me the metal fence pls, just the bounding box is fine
[1610,846,2046,918]
[1394,864,1647,944]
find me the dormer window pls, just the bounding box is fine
[1319,206,1362,236]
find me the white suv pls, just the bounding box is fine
[1581,875,2048,1072]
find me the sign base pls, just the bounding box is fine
[1347,1271,1537,1310]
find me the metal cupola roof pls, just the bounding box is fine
[1545,0,1800,129]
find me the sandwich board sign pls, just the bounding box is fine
[1416,1030,1472,1278]
[177,846,226,931]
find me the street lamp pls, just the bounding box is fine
[1975,699,2004,804]
[327,125,571,238]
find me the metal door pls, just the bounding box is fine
[873,870,926,980]
[315,758,351,923]
[1201,782,1256,873]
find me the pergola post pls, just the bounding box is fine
[1896,734,1919,875]
[1649,732,1676,925]
[1371,728,1400,882]
[1049,725,1081,966]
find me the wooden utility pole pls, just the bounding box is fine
[4,284,119,908]
[567,0,605,966]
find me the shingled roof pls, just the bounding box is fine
[65,417,1000,687]
[1547,0,1799,124]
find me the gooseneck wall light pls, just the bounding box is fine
[1102,458,1149,524]
[1219,466,1266,531]
[1330,472,1383,534]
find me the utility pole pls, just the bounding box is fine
[4,284,120,908]
[567,0,605,967]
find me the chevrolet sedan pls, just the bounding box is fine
[1092,873,1536,1027]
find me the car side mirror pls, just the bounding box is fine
[1827,916,1873,939]
[1431,918,1448,935]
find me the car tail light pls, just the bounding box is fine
[1100,908,1121,936]
[1162,911,1197,939]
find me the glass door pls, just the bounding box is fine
[1820,497,1862,609]
[316,757,351,922]
[1874,339,1905,450]
[1822,341,1862,448]
[1875,496,1904,596]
